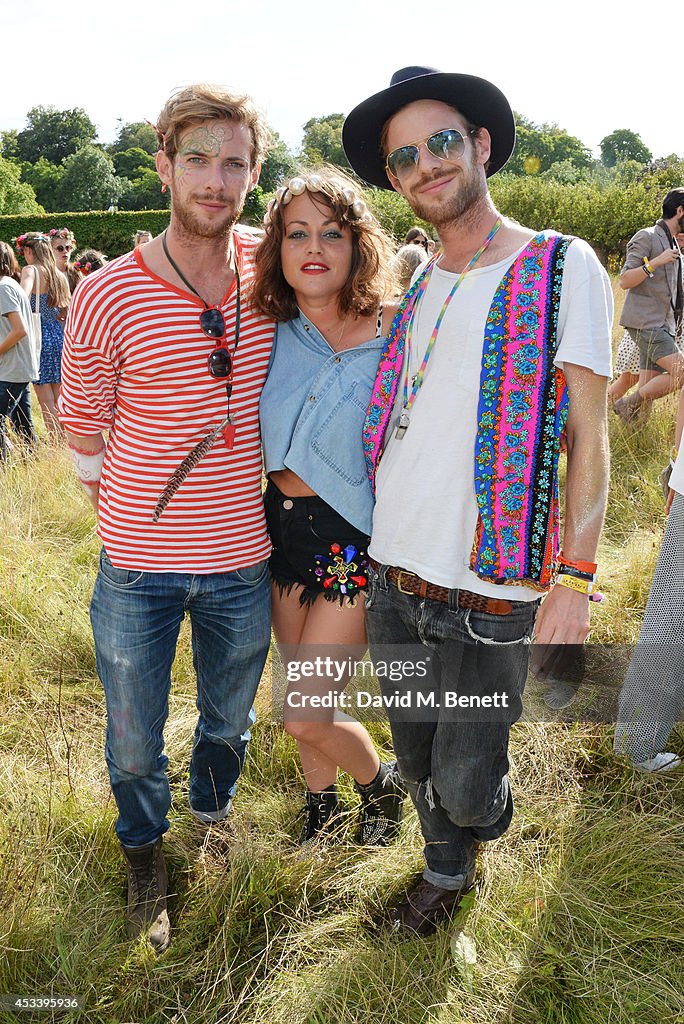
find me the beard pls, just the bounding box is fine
[170,190,242,240]
[404,159,486,230]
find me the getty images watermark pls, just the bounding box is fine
[284,654,509,712]
[271,643,649,724]
[271,644,517,724]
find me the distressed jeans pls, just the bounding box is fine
[90,548,271,847]
[365,565,537,889]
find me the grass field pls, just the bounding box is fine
[1,283,684,1024]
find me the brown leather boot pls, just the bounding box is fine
[389,872,476,936]
[120,838,171,953]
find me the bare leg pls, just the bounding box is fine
[33,383,64,441]
[273,584,380,791]
[272,583,342,790]
[639,355,684,403]
[607,372,638,404]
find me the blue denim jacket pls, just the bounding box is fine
[260,312,385,535]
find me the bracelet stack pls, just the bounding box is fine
[556,552,604,603]
[642,257,655,278]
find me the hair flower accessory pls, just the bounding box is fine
[267,174,371,222]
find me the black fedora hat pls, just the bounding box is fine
[342,66,515,189]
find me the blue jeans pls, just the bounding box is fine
[91,548,271,847]
[0,380,37,460]
[365,565,537,889]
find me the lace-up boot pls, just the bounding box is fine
[355,761,407,846]
[120,837,171,953]
[298,786,341,846]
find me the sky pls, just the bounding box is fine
[0,0,677,164]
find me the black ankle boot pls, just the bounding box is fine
[355,761,407,846]
[298,786,340,845]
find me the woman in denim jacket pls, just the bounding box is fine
[254,168,406,845]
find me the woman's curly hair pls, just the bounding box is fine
[251,166,397,322]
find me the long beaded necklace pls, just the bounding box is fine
[395,216,502,439]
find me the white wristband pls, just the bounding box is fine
[68,442,105,491]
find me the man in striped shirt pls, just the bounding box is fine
[59,85,275,953]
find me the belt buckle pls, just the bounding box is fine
[396,569,418,595]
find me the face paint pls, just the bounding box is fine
[178,124,232,158]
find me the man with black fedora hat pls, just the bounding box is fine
[343,67,613,935]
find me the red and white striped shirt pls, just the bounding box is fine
[58,231,275,572]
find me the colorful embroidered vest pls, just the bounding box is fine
[363,231,573,591]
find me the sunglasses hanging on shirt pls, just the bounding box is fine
[152,231,241,524]
[161,229,240,448]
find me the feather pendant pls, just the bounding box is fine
[152,417,230,523]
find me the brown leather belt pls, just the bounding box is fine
[368,558,513,616]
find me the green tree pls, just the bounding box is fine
[300,114,349,170]
[110,121,158,156]
[365,188,426,243]
[58,145,128,211]
[600,129,652,168]
[258,131,297,192]
[0,155,43,215]
[113,147,156,181]
[19,158,65,212]
[506,114,591,176]
[15,106,98,165]
[0,130,19,160]
[119,167,169,212]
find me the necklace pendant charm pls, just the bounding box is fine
[223,419,236,450]
[395,411,410,440]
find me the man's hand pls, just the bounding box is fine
[666,487,676,514]
[530,584,590,680]
[652,248,681,268]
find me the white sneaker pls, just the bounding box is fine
[634,752,682,772]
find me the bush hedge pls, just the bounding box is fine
[2,172,680,268]
[0,210,171,258]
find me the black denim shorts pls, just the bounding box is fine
[264,479,370,606]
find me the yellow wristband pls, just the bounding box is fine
[557,573,594,596]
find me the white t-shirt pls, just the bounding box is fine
[0,276,40,383]
[369,237,613,599]
[669,446,684,496]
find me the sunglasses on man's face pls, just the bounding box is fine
[386,128,478,180]
[53,244,73,253]
[200,307,232,379]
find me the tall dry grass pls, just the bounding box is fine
[1,294,684,1023]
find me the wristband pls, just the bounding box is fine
[642,257,654,278]
[557,564,595,583]
[557,573,594,595]
[556,573,605,603]
[68,442,105,492]
[558,551,598,574]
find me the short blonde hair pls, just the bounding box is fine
[155,83,271,167]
